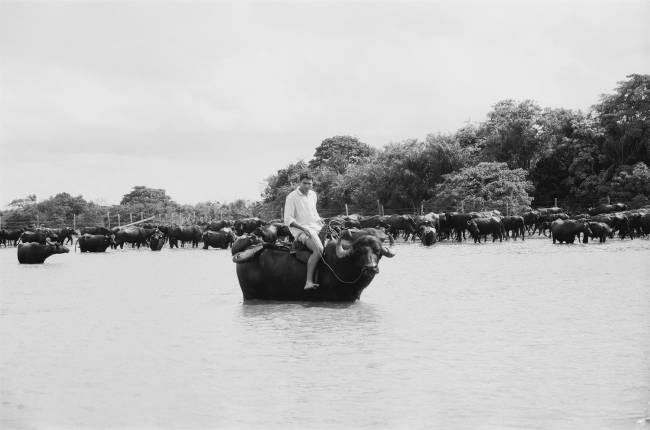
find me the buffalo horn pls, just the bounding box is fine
[335,237,353,259]
[381,246,396,258]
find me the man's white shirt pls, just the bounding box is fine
[284,188,323,238]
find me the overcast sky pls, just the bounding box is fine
[1,0,648,206]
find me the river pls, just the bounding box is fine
[1,237,649,429]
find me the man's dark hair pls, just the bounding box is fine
[299,172,314,181]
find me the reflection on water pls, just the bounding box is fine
[1,238,649,429]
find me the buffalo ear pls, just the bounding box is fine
[381,246,395,258]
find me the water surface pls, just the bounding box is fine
[1,238,649,429]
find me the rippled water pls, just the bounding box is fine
[1,238,649,429]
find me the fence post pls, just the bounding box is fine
[130,213,133,224]
[420,202,424,215]
[607,196,611,204]
[36,214,40,228]
[117,213,120,227]
[220,209,224,220]
[377,200,381,215]
[554,197,558,208]
[140,212,143,221]
[73,214,76,231]
[345,204,349,216]
[381,205,385,216]
[506,201,509,216]
[107,212,110,229]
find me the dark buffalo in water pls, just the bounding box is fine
[203,228,236,249]
[1,228,24,246]
[19,230,50,244]
[234,228,395,302]
[588,222,612,243]
[77,234,115,252]
[533,213,569,235]
[590,213,633,239]
[204,220,233,232]
[588,203,628,216]
[233,218,265,236]
[447,212,480,242]
[502,216,525,240]
[551,219,592,244]
[114,226,148,249]
[45,227,76,245]
[385,215,417,241]
[17,242,69,264]
[418,225,436,246]
[168,225,202,248]
[80,226,112,236]
[149,230,166,251]
[358,215,390,229]
[467,217,503,243]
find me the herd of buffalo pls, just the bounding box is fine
[3,202,650,265]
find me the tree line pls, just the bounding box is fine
[2,74,648,229]
[261,74,650,215]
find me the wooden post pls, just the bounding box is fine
[554,197,558,208]
[506,201,509,216]
[73,213,76,231]
[220,208,223,220]
[140,212,143,221]
[420,202,424,215]
[607,196,610,204]
[107,212,110,229]
[381,205,385,216]
[117,213,120,226]
[36,214,39,228]
[345,204,349,216]
[377,200,381,215]
[130,213,133,224]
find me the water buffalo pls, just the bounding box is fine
[467,217,503,243]
[588,222,612,243]
[551,219,592,244]
[76,234,115,252]
[502,216,525,240]
[358,215,390,229]
[588,203,628,216]
[590,213,633,239]
[384,215,417,241]
[418,225,436,246]
[19,229,50,244]
[204,220,233,232]
[234,228,395,302]
[114,226,148,249]
[233,218,265,236]
[168,225,202,248]
[80,226,112,236]
[447,212,480,242]
[17,242,69,264]
[149,230,166,251]
[203,228,236,249]
[40,227,76,245]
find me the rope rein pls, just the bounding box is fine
[317,220,365,285]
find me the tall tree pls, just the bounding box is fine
[308,135,376,174]
[594,74,650,166]
[432,162,533,214]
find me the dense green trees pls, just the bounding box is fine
[432,162,533,214]
[2,74,647,227]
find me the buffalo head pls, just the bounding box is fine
[335,228,395,273]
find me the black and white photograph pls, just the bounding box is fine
[1,0,649,428]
